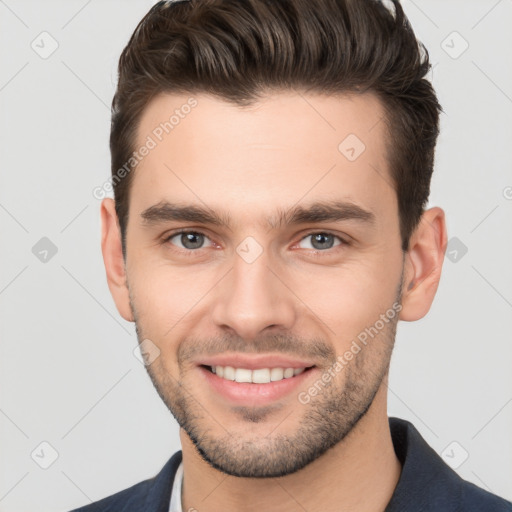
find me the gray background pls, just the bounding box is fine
[1,0,511,510]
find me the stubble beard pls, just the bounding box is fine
[129,275,403,478]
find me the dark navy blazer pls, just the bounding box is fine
[69,417,512,511]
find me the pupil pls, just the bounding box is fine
[182,232,203,249]
[312,233,333,250]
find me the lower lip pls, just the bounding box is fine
[199,366,317,405]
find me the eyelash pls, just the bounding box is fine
[161,229,349,256]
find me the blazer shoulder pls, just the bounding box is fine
[69,478,154,512]
[67,451,183,512]
[460,479,512,512]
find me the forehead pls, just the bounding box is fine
[129,91,396,228]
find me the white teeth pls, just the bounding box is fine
[223,366,235,381]
[235,368,252,383]
[283,368,294,378]
[270,368,284,381]
[252,368,271,383]
[210,365,308,383]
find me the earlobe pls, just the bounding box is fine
[100,198,134,322]
[399,207,448,322]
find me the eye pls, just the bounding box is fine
[297,232,344,251]
[164,230,213,250]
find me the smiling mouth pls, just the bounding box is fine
[201,364,315,384]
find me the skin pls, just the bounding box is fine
[101,91,447,511]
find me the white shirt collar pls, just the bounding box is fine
[169,460,184,512]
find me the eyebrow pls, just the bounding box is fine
[140,200,376,230]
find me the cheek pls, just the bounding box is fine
[129,263,216,336]
[288,255,401,342]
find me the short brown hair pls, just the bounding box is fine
[111,0,442,257]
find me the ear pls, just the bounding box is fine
[100,198,134,322]
[399,207,448,321]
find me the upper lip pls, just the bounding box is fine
[197,354,317,370]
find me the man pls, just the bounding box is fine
[71,0,512,510]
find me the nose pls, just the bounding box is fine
[211,250,297,341]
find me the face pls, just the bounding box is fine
[121,91,406,477]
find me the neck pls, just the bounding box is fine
[180,383,401,512]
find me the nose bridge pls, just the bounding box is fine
[211,245,296,340]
